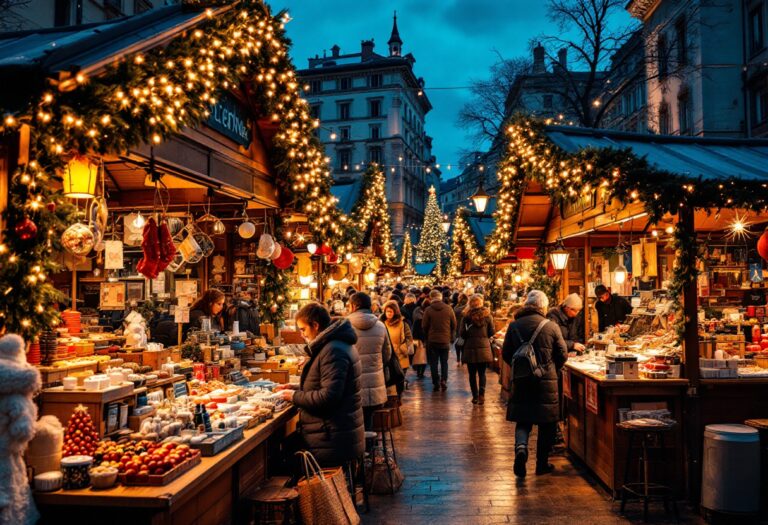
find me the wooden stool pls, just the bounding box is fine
[617,421,678,522]
[369,409,398,494]
[242,481,299,525]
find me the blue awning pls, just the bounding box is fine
[414,262,436,276]
[544,125,768,182]
[330,179,362,215]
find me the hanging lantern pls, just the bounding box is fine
[758,228,768,262]
[238,221,256,239]
[441,215,451,233]
[471,182,491,214]
[614,262,628,284]
[365,271,377,284]
[549,241,570,271]
[63,155,98,199]
[212,219,226,236]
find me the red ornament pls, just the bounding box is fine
[758,228,768,263]
[272,244,295,269]
[46,202,56,212]
[546,259,556,278]
[14,217,38,241]
[317,243,333,256]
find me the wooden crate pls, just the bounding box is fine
[40,383,135,436]
[39,362,99,386]
[251,369,289,384]
[117,351,143,366]
[118,452,201,486]
[142,349,170,371]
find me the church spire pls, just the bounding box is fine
[388,11,402,57]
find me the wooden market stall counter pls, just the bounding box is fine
[563,362,688,498]
[35,407,298,525]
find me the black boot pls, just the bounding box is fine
[514,446,528,478]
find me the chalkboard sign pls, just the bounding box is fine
[173,380,189,399]
[228,370,249,386]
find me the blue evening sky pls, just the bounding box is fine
[279,0,632,179]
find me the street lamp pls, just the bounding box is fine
[441,215,451,233]
[471,181,490,214]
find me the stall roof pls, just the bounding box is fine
[414,262,436,276]
[330,179,362,215]
[466,216,495,248]
[544,125,768,182]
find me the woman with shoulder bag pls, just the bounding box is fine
[383,300,413,377]
[460,294,495,405]
[410,299,430,378]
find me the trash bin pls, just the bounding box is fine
[702,424,760,514]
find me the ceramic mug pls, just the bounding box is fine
[178,227,203,264]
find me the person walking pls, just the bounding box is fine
[382,300,413,375]
[401,293,418,329]
[502,290,568,477]
[411,298,430,378]
[276,303,364,467]
[453,293,469,365]
[347,292,392,430]
[422,289,456,391]
[459,294,495,405]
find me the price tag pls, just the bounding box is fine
[175,308,190,324]
[172,381,188,399]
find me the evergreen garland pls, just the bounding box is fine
[416,186,447,263]
[447,208,485,276]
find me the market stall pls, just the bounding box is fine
[495,118,768,500]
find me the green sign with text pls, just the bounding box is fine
[206,93,251,147]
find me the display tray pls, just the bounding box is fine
[189,426,244,456]
[118,451,201,486]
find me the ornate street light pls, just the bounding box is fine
[549,240,570,271]
[470,181,491,214]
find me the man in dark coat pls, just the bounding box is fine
[278,303,365,467]
[502,290,568,477]
[422,289,457,391]
[594,284,632,332]
[546,293,585,354]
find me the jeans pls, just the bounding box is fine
[466,363,487,397]
[427,344,450,385]
[514,421,557,467]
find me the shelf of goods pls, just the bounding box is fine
[34,407,298,525]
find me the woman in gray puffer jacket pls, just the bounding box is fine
[502,290,568,478]
[459,294,495,405]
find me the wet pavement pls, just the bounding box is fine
[362,359,703,525]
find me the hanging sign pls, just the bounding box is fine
[104,240,124,269]
[206,92,252,147]
[585,378,599,415]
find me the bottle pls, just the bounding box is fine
[201,404,212,432]
[752,324,761,344]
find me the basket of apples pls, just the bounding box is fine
[94,440,201,486]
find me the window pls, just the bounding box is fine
[339,126,350,141]
[369,99,381,117]
[678,91,692,135]
[338,150,351,171]
[543,94,553,110]
[310,80,322,93]
[368,146,382,164]
[657,34,669,79]
[310,104,321,119]
[369,74,382,88]
[338,102,350,120]
[339,77,351,90]
[659,102,670,134]
[370,125,381,140]
[675,17,687,67]
[752,83,768,125]
[750,6,765,54]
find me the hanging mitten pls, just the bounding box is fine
[137,218,161,279]
[157,221,176,272]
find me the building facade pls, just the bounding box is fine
[746,0,768,137]
[602,31,649,133]
[1,0,156,31]
[628,0,746,136]
[297,14,437,239]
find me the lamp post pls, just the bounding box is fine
[470,181,491,215]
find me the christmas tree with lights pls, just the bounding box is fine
[400,231,413,272]
[416,186,447,264]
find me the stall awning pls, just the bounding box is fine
[414,262,436,276]
[466,216,495,249]
[330,179,363,215]
[544,126,768,182]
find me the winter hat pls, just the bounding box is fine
[562,293,583,311]
[272,244,295,270]
[0,334,26,364]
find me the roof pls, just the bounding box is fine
[543,125,768,182]
[466,216,495,248]
[414,262,436,276]
[0,4,231,109]
[330,178,363,215]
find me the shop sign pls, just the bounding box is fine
[585,378,598,415]
[206,93,251,147]
[563,370,572,400]
[562,190,596,218]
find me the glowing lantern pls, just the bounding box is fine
[63,155,98,199]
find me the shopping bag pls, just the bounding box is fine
[295,451,360,525]
[412,340,427,366]
[385,397,403,428]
